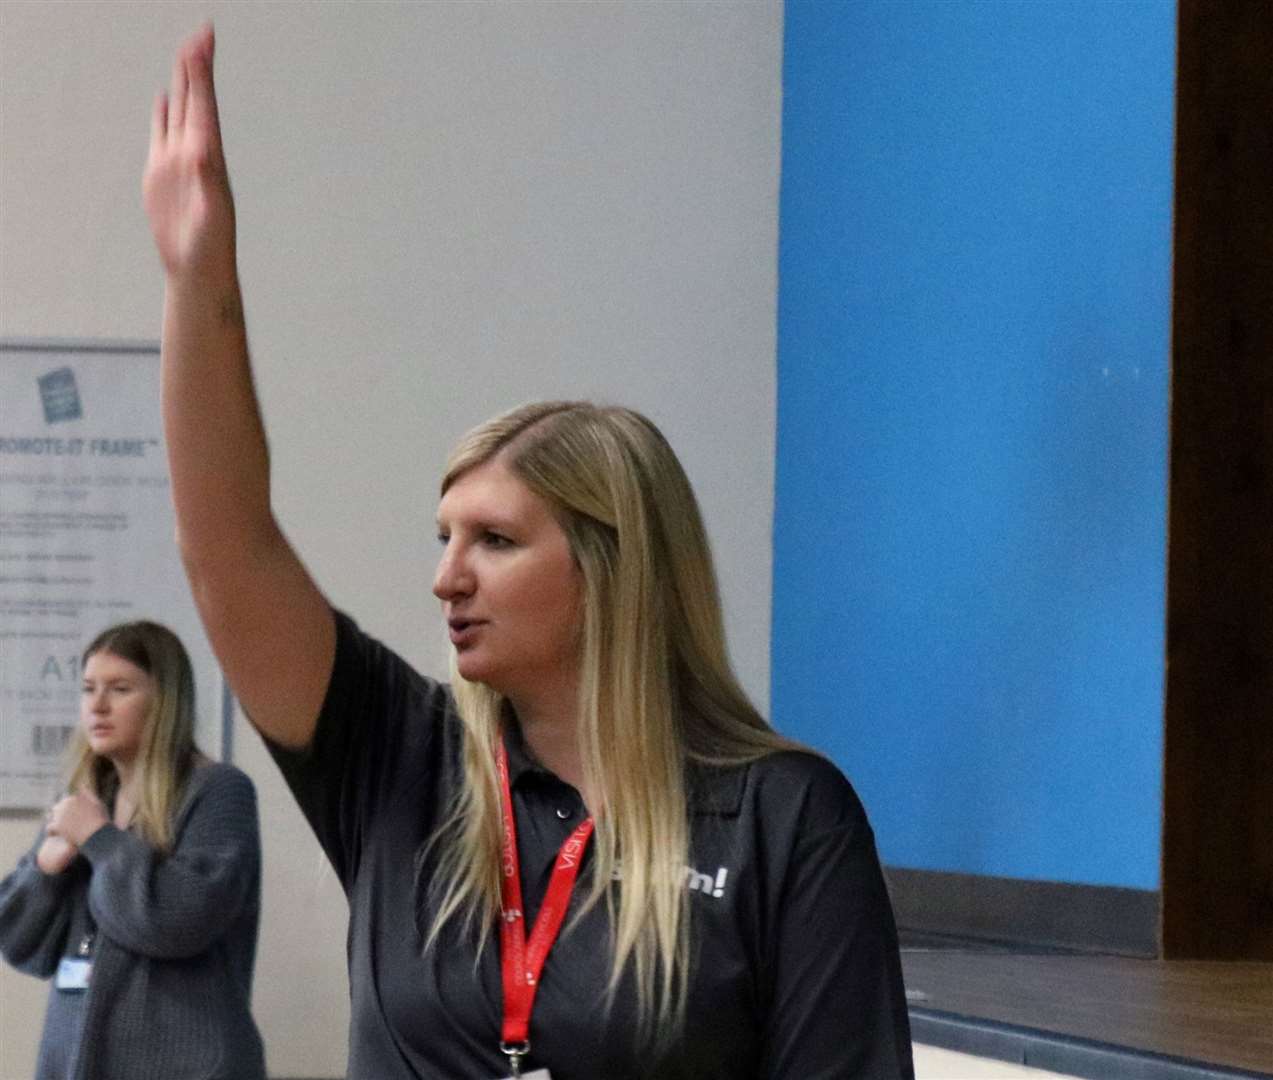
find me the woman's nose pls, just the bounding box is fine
[432,545,473,601]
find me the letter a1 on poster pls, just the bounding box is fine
[0,341,227,809]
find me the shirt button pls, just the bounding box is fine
[556,807,572,820]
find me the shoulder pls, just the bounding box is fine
[327,607,455,720]
[746,750,869,836]
[180,761,259,817]
[186,760,256,794]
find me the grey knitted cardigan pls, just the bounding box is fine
[0,762,266,1080]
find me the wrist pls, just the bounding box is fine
[166,261,241,303]
[76,819,110,848]
[165,280,248,342]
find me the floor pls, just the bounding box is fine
[900,946,1273,1080]
[914,1044,1080,1079]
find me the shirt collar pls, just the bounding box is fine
[502,720,554,789]
[502,720,747,815]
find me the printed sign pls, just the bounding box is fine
[0,342,225,808]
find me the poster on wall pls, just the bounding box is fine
[0,341,227,809]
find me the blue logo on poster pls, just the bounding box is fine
[38,367,82,423]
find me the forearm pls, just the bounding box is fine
[161,267,334,747]
[161,272,276,564]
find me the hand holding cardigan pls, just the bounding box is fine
[34,833,78,877]
[45,788,109,849]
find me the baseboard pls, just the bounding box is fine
[887,866,1160,956]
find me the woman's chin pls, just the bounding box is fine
[87,740,137,767]
[454,654,493,686]
[456,662,517,700]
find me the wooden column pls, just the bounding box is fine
[1162,0,1273,959]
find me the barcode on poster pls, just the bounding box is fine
[31,725,73,757]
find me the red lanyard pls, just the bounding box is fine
[496,739,594,1076]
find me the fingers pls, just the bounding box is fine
[185,31,222,145]
[47,794,70,826]
[150,91,168,149]
[46,791,104,845]
[169,44,189,132]
[159,25,219,148]
[76,784,104,807]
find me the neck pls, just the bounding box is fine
[508,688,591,810]
[109,757,141,822]
[111,756,137,788]
[519,713,580,779]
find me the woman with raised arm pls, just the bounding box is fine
[145,25,914,1080]
[0,621,265,1080]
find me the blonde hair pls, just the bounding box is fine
[66,620,199,852]
[425,401,796,1043]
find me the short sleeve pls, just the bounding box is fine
[264,608,455,889]
[756,755,914,1080]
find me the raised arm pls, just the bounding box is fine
[143,26,333,749]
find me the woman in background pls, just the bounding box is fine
[144,24,913,1080]
[0,621,265,1080]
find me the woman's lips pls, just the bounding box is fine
[448,619,485,646]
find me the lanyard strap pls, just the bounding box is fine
[497,739,595,1067]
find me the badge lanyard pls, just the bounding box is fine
[54,929,94,992]
[496,739,594,1078]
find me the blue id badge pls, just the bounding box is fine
[55,957,92,991]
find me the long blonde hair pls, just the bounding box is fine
[66,620,199,852]
[425,401,796,1042]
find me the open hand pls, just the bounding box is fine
[142,24,237,282]
[46,788,109,848]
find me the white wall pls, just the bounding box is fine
[0,2,783,1075]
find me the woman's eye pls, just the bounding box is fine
[436,532,450,547]
[483,532,511,548]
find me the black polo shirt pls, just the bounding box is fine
[267,610,914,1079]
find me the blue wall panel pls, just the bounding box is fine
[773,1,1176,890]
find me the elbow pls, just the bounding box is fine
[0,936,60,979]
[10,951,59,979]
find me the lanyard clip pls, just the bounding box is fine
[500,1040,530,1077]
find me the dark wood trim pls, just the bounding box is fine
[887,867,1159,957]
[1163,1,1273,960]
[902,952,1273,1075]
